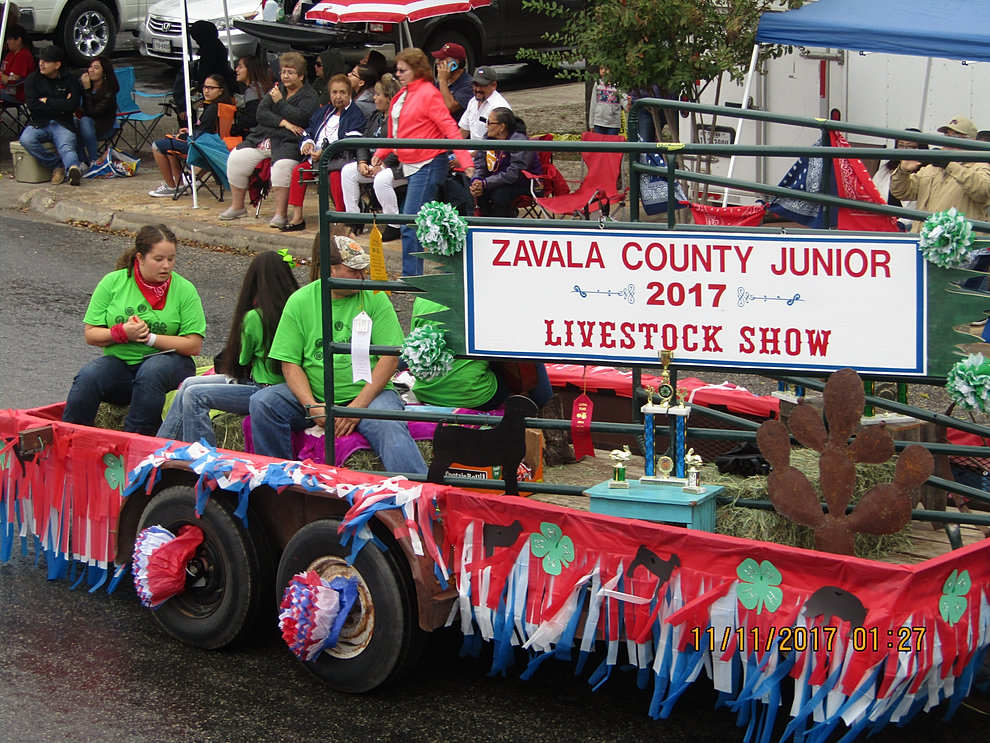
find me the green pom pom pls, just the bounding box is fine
[400,325,454,381]
[415,201,468,256]
[947,353,990,412]
[919,208,973,268]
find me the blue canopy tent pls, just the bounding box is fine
[722,0,990,204]
[755,0,990,63]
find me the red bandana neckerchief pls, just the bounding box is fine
[133,258,171,310]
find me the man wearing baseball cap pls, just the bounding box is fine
[431,41,472,118]
[458,66,511,141]
[250,237,427,474]
[891,114,990,232]
[20,45,83,186]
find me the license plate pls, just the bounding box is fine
[152,38,171,54]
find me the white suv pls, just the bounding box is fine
[17,0,151,66]
[138,0,262,63]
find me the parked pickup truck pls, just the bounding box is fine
[234,0,581,69]
[17,0,151,66]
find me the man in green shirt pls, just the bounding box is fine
[249,239,426,473]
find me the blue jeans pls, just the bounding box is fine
[400,154,449,277]
[249,384,427,474]
[157,374,259,446]
[63,353,195,435]
[76,116,115,163]
[20,120,79,170]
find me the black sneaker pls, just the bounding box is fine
[67,165,81,186]
[381,226,401,242]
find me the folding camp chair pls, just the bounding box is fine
[217,102,242,151]
[0,76,30,138]
[0,98,29,138]
[534,131,628,220]
[171,132,229,202]
[517,133,569,219]
[111,66,167,154]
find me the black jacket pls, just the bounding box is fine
[25,68,82,130]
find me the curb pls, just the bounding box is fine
[15,183,342,254]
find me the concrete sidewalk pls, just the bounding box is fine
[0,82,587,262]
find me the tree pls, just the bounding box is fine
[520,0,804,183]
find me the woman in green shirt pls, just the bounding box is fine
[62,225,207,435]
[157,250,299,446]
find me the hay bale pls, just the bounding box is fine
[343,440,434,472]
[705,449,914,559]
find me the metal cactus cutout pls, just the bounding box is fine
[756,368,933,555]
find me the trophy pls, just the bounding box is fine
[682,449,705,494]
[640,349,690,484]
[609,445,632,488]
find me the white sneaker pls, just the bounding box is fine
[149,182,176,198]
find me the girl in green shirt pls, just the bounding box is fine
[63,225,207,435]
[157,250,299,446]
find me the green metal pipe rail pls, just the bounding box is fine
[307,121,990,532]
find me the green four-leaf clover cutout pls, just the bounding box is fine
[939,569,970,625]
[529,522,574,576]
[103,453,126,496]
[735,558,783,615]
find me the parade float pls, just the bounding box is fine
[5,118,990,743]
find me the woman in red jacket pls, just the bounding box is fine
[370,48,473,277]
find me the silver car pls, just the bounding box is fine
[138,0,263,62]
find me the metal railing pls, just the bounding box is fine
[298,116,990,530]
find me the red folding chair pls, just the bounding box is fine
[534,131,628,220]
[516,133,569,219]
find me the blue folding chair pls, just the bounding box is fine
[111,66,168,154]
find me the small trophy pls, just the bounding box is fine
[657,349,675,408]
[683,448,705,494]
[609,445,632,488]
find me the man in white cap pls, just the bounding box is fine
[458,66,511,141]
[249,237,427,473]
[891,115,990,231]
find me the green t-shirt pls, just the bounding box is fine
[409,297,497,409]
[269,282,403,404]
[238,308,284,385]
[83,269,207,365]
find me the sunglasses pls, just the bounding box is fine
[315,60,323,67]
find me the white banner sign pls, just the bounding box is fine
[465,227,926,375]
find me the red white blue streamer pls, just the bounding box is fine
[279,571,359,661]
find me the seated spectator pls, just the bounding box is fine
[340,73,404,242]
[232,55,272,137]
[148,74,234,197]
[432,42,472,119]
[348,63,378,118]
[19,46,82,186]
[62,225,206,435]
[283,73,365,232]
[173,20,235,126]
[220,51,320,226]
[1,23,34,104]
[458,66,510,141]
[158,250,299,445]
[409,297,508,410]
[312,47,347,105]
[470,107,541,217]
[76,55,119,169]
[361,49,388,80]
[249,237,427,474]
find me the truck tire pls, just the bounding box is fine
[425,31,476,72]
[137,485,274,650]
[56,1,117,67]
[276,519,426,693]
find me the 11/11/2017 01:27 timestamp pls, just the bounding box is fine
[689,625,928,654]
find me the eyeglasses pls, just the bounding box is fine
[202,85,221,90]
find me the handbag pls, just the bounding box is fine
[82,147,140,179]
